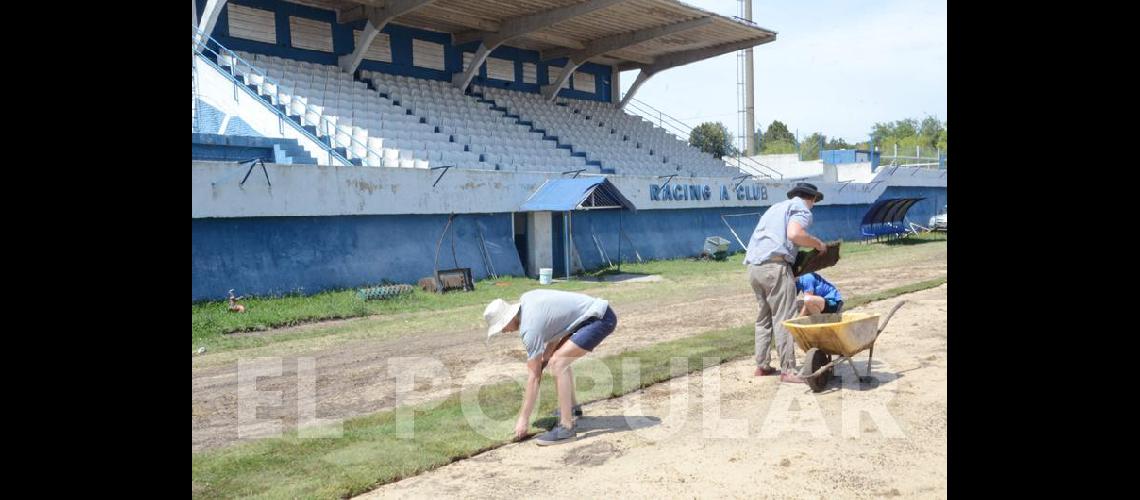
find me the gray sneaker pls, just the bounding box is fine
[535,425,577,446]
[552,404,583,418]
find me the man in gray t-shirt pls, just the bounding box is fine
[744,182,829,383]
[484,289,617,446]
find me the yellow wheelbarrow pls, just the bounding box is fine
[782,301,906,393]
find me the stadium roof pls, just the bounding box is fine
[289,0,777,81]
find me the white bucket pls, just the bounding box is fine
[539,268,553,285]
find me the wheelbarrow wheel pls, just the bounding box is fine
[802,348,832,393]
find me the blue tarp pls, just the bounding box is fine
[518,177,636,212]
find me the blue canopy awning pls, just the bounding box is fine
[860,197,924,226]
[518,177,636,212]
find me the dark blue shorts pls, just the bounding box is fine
[823,299,843,314]
[569,307,617,352]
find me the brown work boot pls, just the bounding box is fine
[755,365,778,376]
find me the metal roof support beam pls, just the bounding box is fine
[618,35,775,72]
[617,68,655,109]
[610,66,620,103]
[453,41,496,90]
[616,35,774,107]
[452,0,631,92]
[543,16,713,63]
[542,63,578,100]
[339,0,438,74]
[541,16,712,101]
[195,0,227,43]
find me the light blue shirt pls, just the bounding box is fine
[518,290,609,360]
[743,197,813,265]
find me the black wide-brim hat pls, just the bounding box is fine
[787,182,823,202]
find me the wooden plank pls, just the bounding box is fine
[413,39,446,70]
[572,70,594,93]
[604,49,654,64]
[227,4,276,44]
[462,51,481,71]
[268,0,779,69]
[522,62,537,83]
[549,64,569,89]
[486,57,515,81]
[354,30,392,62]
[522,31,584,49]
[415,6,500,32]
[290,16,334,52]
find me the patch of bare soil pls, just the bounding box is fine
[360,285,947,499]
[192,248,945,452]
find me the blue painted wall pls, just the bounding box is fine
[203,0,612,102]
[562,204,875,271]
[191,133,318,163]
[192,213,524,301]
[192,187,945,300]
[223,116,260,136]
[821,149,879,165]
[196,100,225,134]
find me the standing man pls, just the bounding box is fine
[743,182,829,383]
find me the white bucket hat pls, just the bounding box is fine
[483,299,521,339]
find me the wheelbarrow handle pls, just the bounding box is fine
[877,300,906,334]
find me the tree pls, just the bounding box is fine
[762,120,797,147]
[869,116,947,157]
[688,122,736,158]
[870,122,894,146]
[893,118,918,139]
[800,132,826,161]
[920,116,944,146]
[826,137,852,150]
[761,139,797,154]
[889,135,930,158]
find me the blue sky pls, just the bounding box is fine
[619,0,947,145]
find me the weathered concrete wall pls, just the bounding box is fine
[191,161,945,300]
[193,161,942,218]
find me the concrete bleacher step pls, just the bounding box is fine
[193,133,318,165]
[271,144,294,164]
[280,142,317,164]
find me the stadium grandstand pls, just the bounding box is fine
[192,0,946,301]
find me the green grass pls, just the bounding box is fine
[835,231,946,256]
[192,276,598,350]
[582,251,748,278]
[844,276,946,309]
[191,277,947,499]
[193,233,946,352]
[586,231,945,275]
